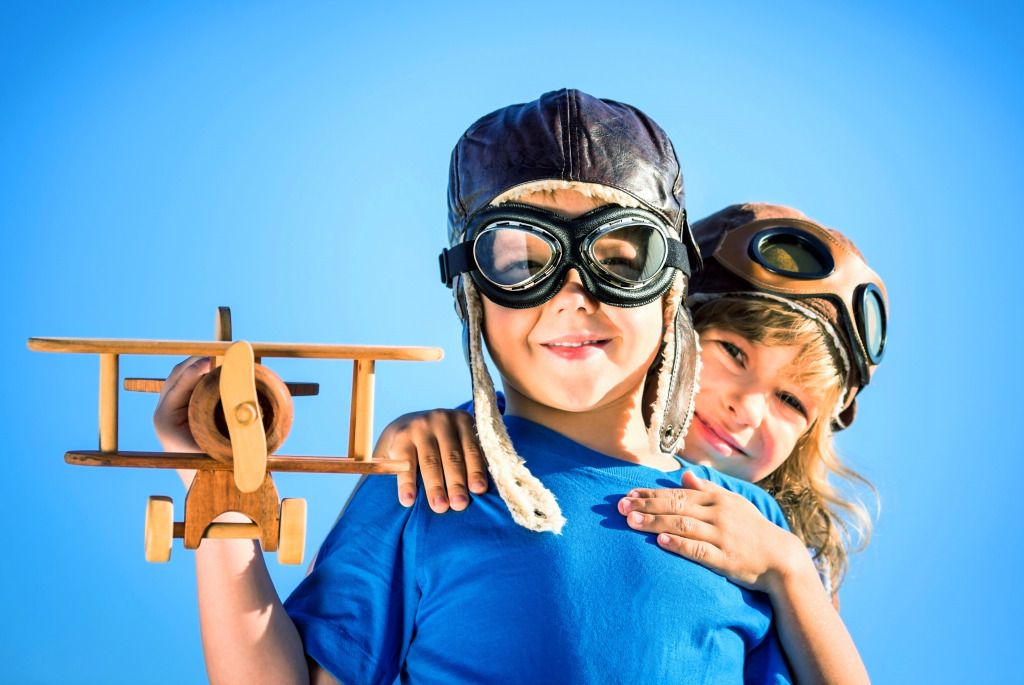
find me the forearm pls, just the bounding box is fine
[768,551,869,685]
[154,359,313,684]
[196,531,310,685]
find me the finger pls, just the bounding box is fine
[618,488,716,518]
[158,356,211,407]
[655,533,727,572]
[432,416,471,511]
[626,510,719,544]
[416,435,451,514]
[376,426,419,508]
[680,469,726,494]
[153,357,211,449]
[454,411,488,495]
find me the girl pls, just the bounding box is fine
[379,201,885,683]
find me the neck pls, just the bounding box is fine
[501,382,679,471]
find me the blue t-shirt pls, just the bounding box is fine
[285,416,792,684]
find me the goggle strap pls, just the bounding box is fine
[439,243,477,288]
[665,238,691,278]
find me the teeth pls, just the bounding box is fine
[548,340,599,348]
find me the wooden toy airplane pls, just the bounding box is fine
[28,307,442,565]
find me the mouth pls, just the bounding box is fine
[540,335,611,359]
[694,412,748,457]
[545,340,606,348]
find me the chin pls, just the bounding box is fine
[542,387,613,412]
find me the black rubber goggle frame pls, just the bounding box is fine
[439,203,691,309]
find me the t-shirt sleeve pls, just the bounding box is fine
[283,475,421,684]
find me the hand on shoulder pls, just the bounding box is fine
[618,470,810,595]
[375,408,487,513]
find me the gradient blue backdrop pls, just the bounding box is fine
[4,1,1020,683]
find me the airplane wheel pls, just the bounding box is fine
[189,363,294,463]
[145,496,174,563]
[277,498,306,566]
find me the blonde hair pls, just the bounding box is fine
[691,297,877,593]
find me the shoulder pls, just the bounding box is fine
[688,464,789,531]
[315,474,420,560]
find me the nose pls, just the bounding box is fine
[551,268,597,313]
[729,390,767,428]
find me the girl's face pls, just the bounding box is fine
[480,190,664,415]
[684,327,820,482]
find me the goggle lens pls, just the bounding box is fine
[860,284,887,361]
[588,224,668,286]
[753,229,835,279]
[474,227,558,288]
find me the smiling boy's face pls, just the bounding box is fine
[480,190,664,415]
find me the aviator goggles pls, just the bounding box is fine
[711,217,888,385]
[439,204,692,309]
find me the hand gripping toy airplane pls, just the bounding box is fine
[28,308,442,565]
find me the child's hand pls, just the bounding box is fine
[618,471,808,595]
[373,409,487,513]
[153,356,211,487]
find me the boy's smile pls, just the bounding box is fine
[481,262,662,415]
[540,333,611,360]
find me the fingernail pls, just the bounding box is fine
[628,490,639,498]
[620,498,633,512]
[433,495,448,508]
[451,494,468,506]
[630,512,645,525]
[400,491,414,506]
[470,480,487,493]
[658,534,671,546]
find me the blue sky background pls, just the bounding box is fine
[3,1,1020,682]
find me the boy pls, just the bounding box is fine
[155,89,792,684]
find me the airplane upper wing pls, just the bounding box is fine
[27,338,443,361]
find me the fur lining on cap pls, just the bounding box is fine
[646,272,700,456]
[689,291,850,421]
[463,277,566,533]
[490,180,643,214]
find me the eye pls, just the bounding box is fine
[777,391,807,418]
[594,241,643,278]
[495,258,545,275]
[718,340,746,365]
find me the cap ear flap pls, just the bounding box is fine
[832,390,858,431]
[645,273,700,455]
[463,278,565,533]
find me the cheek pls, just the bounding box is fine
[619,301,665,360]
[758,423,804,476]
[480,298,535,366]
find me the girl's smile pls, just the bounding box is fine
[691,411,748,458]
